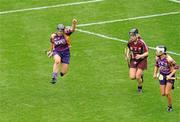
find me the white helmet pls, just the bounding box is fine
[57,24,65,32]
[156,45,167,56]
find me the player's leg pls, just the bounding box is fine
[60,63,69,77]
[60,50,70,77]
[136,59,147,92]
[51,54,61,84]
[159,76,166,96]
[129,68,136,80]
[129,59,137,80]
[53,54,61,73]
[165,82,173,112]
[136,68,143,92]
[160,85,165,96]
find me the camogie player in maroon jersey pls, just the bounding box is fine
[125,28,148,93]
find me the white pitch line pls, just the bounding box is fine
[76,28,180,56]
[0,0,104,15]
[169,0,180,3]
[77,11,180,27]
[76,28,128,43]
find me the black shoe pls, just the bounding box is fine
[138,86,142,93]
[167,106,173,112]
[51,78,57,84]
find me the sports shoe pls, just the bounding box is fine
[167,106,173,112]
[51,78,57,84]
[138,88,142,93]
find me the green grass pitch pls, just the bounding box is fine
[0,0,180,122]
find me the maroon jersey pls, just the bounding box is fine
[127,38,148,60]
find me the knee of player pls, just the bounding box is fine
[129,76,136,80]
[161,93,166,96]
[135,75,141,80]
[55,60,60,64]
[165,92,170,96]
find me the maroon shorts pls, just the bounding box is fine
[130,58,147,70]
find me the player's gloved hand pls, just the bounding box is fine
[153,73,158,79]
[166,75,171,80]
[72,19,78,24]
[47,51,53,58]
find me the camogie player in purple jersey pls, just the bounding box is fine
[125,28,149,93]
[48,19,77,84]
[153,45,179,112]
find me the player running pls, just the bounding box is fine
[48,19,77,84]
[125,28,148,93]
[153,45,179,112]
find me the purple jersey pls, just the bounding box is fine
[155,55,179,75]
[51,33,69,52]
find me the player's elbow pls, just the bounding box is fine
[145,52,148,57]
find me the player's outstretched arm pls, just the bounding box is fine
[71,19,77,32]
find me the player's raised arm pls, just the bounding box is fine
[71,19,78,32]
